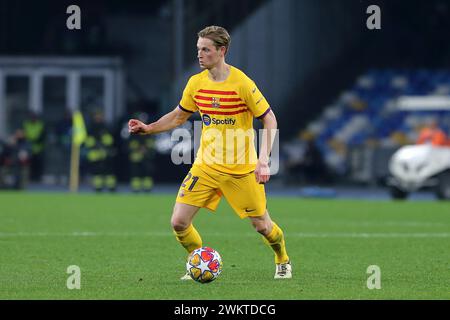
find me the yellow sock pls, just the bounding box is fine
[262,222,289,264]
[173,224,202,254]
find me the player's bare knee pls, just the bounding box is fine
[252,220,269,235]
[170,211,190,231]
[250,211,272,235]
[171,217,190,232]
[172,203,199,228]
[256,226,269,235]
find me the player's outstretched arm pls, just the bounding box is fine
[255,110,278,184]
[128,106,192,135]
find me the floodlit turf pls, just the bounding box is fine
[0,191,449,299]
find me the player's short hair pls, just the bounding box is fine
[198,26,231,54]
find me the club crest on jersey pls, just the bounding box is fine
[211,97,220,108]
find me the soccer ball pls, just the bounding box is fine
[186,247,223,283]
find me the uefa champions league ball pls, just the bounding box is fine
[186,247,223,283]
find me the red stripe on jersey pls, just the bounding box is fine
[194,95,242,102]
[200,108,247,115]
[198,89,238,95]
[195,101,247,109]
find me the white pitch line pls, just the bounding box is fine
[288,221,447,227]
[290,232,450,238]
[0,232,449,238]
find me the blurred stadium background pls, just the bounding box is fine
[0,0,450,196]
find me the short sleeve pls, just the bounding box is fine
[242,79,271,119]
[178,77,198,113]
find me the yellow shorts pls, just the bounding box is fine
[175,165,267,219]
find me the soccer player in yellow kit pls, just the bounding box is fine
[129,26,291,279]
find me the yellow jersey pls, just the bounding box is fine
[179,66,271,175]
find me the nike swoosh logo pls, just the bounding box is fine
[245,208,256,212]
[256,97,263,105]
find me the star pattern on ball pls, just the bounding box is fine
[198,256,211,275]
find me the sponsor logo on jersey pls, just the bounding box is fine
[202,114,236,126]
[202,114,212,126]
[211,118,236,125]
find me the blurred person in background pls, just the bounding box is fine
[12,129,31,189]
[128,112,156,193]
[285,131,328,185]
[85,110,117,192]
[301,138,328,185]
[0,137,7,188]
[0,129,31,190]
[55,109,73,185]
[22,111,46,182]
[416,119,449,146]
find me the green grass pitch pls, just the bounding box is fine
[0,192,449,299]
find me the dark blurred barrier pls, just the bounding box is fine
[348,145,399,186]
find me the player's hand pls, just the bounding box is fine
[128,119,149,135]
[255,160,270,184]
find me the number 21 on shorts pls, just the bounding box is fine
[181,172,199,191]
